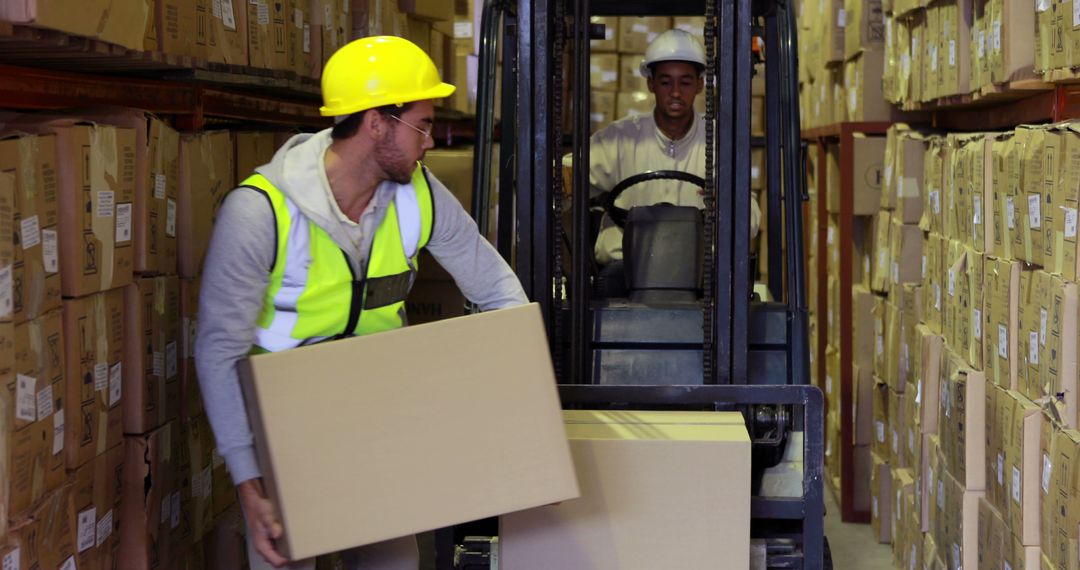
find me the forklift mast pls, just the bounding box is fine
[456,0,829,567]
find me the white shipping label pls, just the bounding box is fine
[872,497,879,519]
[838,8,846,26]
[902,53,910,75]
[935,284,942,310]
[826,375,833,395]
[77,508,97,553]
[153,352,164,377]
[998,453,1004,485]
[59,558,75,570]
[932,190,941,214]
[52,410,63,455]
[222,0,237,30]
[974,309,982,339]
[1012,466,1022,503]
[0,265,11,317]
[161,496,170,525]
[3,549,18,570]
[257,1,269,25]
[877,421,885,443]
[1038,0,1051,11]
[931,46,938,71]
[166,341,178,380]
[1066,207,1078,238]
[994,21,1002,50]
[303,24,311,53]
[109,362,122,406]
[849,89,857,113]
[324,5,333,27]
[922,256,927,278]
[978,31,986,57]
[885,165,893,187]
[974,195,982,224]
[15,374,36,422]
[949,40,956,66]
[948,269,956,296]
[1029,194,1042,228]
[937,480,945,508]
[454,21,473,38]
[892,430,899,453]
[893,262,899,284]
[1043,454,1053,493]
[42,229,57,273]
[877,335,884,356]
[631,23,649,33]
[910,547,917,570]
[166,198,177,238]
[294,7,302,27]
[20,215,39,249]
[1005,562,1013,570]
[212,0,222,18]
[116,203,132,242]
[952,544,961,569]
[999,325,1008,359]
[36,384,52,420]
[94,363,107,391]
[1007,198,1016,229]
[170,492,181,529]
[1041,308,1048,346]
[1030,332,1040,364]
[601,71,617,83]
[96,190,114,217]
[909,428,915,452]
[96,510,113,547]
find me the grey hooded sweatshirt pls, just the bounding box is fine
[195,130,528,485]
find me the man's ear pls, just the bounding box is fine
[363,110,385,138]
[647,76,656,94]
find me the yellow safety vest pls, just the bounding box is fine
[242,166,434,352]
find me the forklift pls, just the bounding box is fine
[442,0,829,567]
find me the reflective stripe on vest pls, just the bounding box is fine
[243,166,434,352]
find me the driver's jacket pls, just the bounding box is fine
[586,111,761,264]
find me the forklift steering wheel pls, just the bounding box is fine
[604,170,707,228]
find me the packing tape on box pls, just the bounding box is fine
[899,176,920,198]
[18,136,37,202]
[155,278,167,316]
[90,126,118,291]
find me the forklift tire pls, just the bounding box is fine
[822,536,834,570]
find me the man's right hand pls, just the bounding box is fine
[238,478,288,568]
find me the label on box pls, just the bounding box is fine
[910,547,916,570]
[935,284,941,310]
[931,46,938,71]
[978,30,986,57]
[36,384,52,419]
[1030,331,1040,364]
[908,428,915,453]
[877,335,884,356]
[166,341,178,379]
[974,195,982,224]
[1040,308,1048,345]
[849,89,857,113]
[1007,198,1016,229]
[893,262,899,284]
[837,8,846,26]
[948,269,956,296]
[973,309,982,339]
[454,21,473,38]
[294,7,302,27]
[0,266,10,318]
[1066,208,1078,237]
[601,71,617,83]
[20,215,39,249]
[171,492,181,529]
[304,24,311,53]
[109,362,122,406]
[257,1,270,25]
[998,453,1004,485]
[59,558,75,570]
[872,497,878,519]
[892,430,899,454]
[3,549,18,570]
[916,380,922,405]
[153,351,164,377]
[901,53,910,76]
[1043,453,1052,493]
[631,23,649,33]
[998,325,1008,358]
[16,374,36,421]
[993,21,1001,50]
[1029,194,1041,228]
[937,480,945,508]
[42,229,57,273]
[96,510,113,547]
[166,198,177,237]
[53,410,63,455]
[877,421,885,443]
[161,496,171,525]
[826,375,832,395]
[1038,0,1051,11]
[77,508,96,552]
[222,0,236,30]
[1012,466,1022,503]
[885,164,893,188]
[951,544,960,569]
[1004,562,1013,570]
[94,363,107,391]
[96,191,114,217]
[116,203,132,242]
[922,256,927,278]
[212,0,222,17]
[943,380,952,417]
[949,40,956,66]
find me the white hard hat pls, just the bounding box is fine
[639,29,706,78]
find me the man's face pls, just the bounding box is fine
[374,99,435,184]
[647,61,703,121]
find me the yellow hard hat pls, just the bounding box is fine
[320,36,456,117]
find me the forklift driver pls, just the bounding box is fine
[588,29,761,285]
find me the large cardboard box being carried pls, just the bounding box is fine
[63,289,125,470]
[238,304,579,560]
[178,131,234,279]
[500,410,750,569]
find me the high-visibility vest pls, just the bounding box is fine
[241,166,434,352]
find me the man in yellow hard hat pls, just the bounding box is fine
[196,36,527,569]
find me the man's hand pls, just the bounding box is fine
[238,478,288,568]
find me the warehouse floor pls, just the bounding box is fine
[825,492,894,569]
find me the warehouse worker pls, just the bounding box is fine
[195,37,527,570]
[589,28,760,269]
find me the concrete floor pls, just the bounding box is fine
[825,490,895,569]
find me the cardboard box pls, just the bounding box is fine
[590,91,616,133]
[138,117,180,277]
[3,309,66,523]
[158,0,204,59]
[590,16,619,52]
[590,53,619,92]
[0,0,154,51]
[922,137,945,235]
[938,350,987,490]
[917,325,944,436]
[884,302,903,391]
[246,0,288,70]
[119,422,181,569]
[1018,270,1044,400]
[821,0,846,64]
[616,17,673,54]
[828,134,886,215]
[618,55,648,92]
[984,256,1021,390]
[892,467,917,550]
[178,131,234,279]
[890,218,923,285]
[871,452,892,543]
[0,485,76,570]
[990,0,1035,82]
[205,0,248,66]
[315,0,352,68]
[1051,124,1080,282]
[873,383,890,458]
[1016,127,1053,266]
[922,233,943,334]
[616,91,653,121]
[853,285,877,372]
[979,496,1007,569]
[902,381,923,471]
[234,132,279,183]
[855,362,876,446]
[238,304,579,560]
[845,0,886,59]
[398,0,452,22]
[1044,275,1079,428]
[929,458,983,570]
[179,278,202,422]
[1040,425,1080,567]
[123,276,180,435]
[71,443,124,570]
[0,133,61,323]
[938,0,973,96]
[44,121,136,297]
[888,386,908,468]
[63,289,125,470]
[883,128,926,223]
[987,383,1008,516]
[500,410,750,570]
[845,49,893,121]
[1000,390,1043,546]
